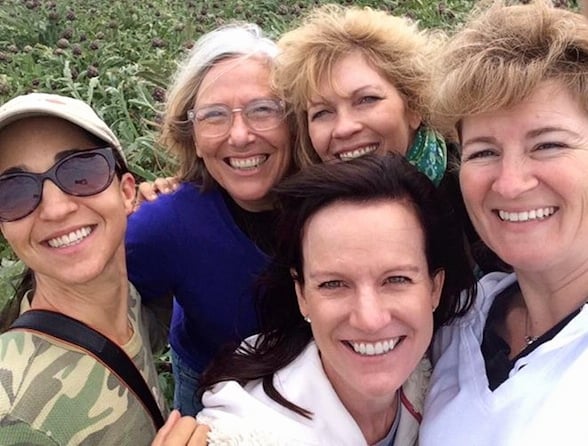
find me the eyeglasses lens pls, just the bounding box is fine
[194,99,284,137]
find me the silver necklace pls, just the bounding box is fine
[524,300,588,345]
[524,310,539,345]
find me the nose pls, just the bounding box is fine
[228,112,255,149]
[349,287,391,333]
[332,108,363,140]
[491,156,539,199]
[37,180,78,221]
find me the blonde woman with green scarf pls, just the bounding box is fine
[272,4,447,185]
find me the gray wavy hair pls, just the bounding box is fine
[160,23,279,186]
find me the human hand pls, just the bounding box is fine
[151,410,210,446]
[135,176,180,209]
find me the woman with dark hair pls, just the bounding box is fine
[153,153,476,445]
[0,93,165,444]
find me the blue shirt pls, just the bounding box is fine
[125,183,269,372]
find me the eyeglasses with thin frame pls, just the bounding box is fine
[0,146,122,222]
[187,98,286,138]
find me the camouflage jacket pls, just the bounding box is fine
[0,284,166,445]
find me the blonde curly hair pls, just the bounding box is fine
[272,4,441,168]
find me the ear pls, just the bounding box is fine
[119,173,136,216]
[430,269,445,311]
[407,108,422,132]
[193,135,203,158]
[291,268,309,318]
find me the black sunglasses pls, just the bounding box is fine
[0,146,121,222]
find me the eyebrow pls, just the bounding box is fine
[525,126,579,139]
[461,135,498,148]
[195,97,279,109]
[307,85,385,107]
[0,148,95,176]
[308,264,421,279]
[462,126,580,148]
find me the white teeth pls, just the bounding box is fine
[498,207,556,222]
[47,226,93,248]
[351,338,399,356]
[228,155,268,170]
[537,208,545,218]
[338,145,378,161]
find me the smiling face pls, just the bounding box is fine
[294,200,442,409]
[306,51,421,162]
[0,116,135,288]
[193,56,291,211]
[459,81,588,273]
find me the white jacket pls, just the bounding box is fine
[421,272,588,445]
[198,341,430,446]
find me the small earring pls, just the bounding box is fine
[304,315,311,323]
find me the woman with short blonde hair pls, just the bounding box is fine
[422,2,588,444]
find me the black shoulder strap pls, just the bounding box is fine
[10,310,164,430]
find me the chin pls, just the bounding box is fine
[360,372,405,398]
[54,262,110,285]
[233,191,273,209]
[362,384,401,402]
[494,249,549,272]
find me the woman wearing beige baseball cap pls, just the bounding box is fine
[0,92,166,445]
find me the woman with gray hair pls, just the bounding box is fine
[125,23,294,415]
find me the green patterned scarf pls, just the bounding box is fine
[405,126,447,187]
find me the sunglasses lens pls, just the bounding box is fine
[0,149,116,222]
[56,152,113,196]
[0,175,40,221]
